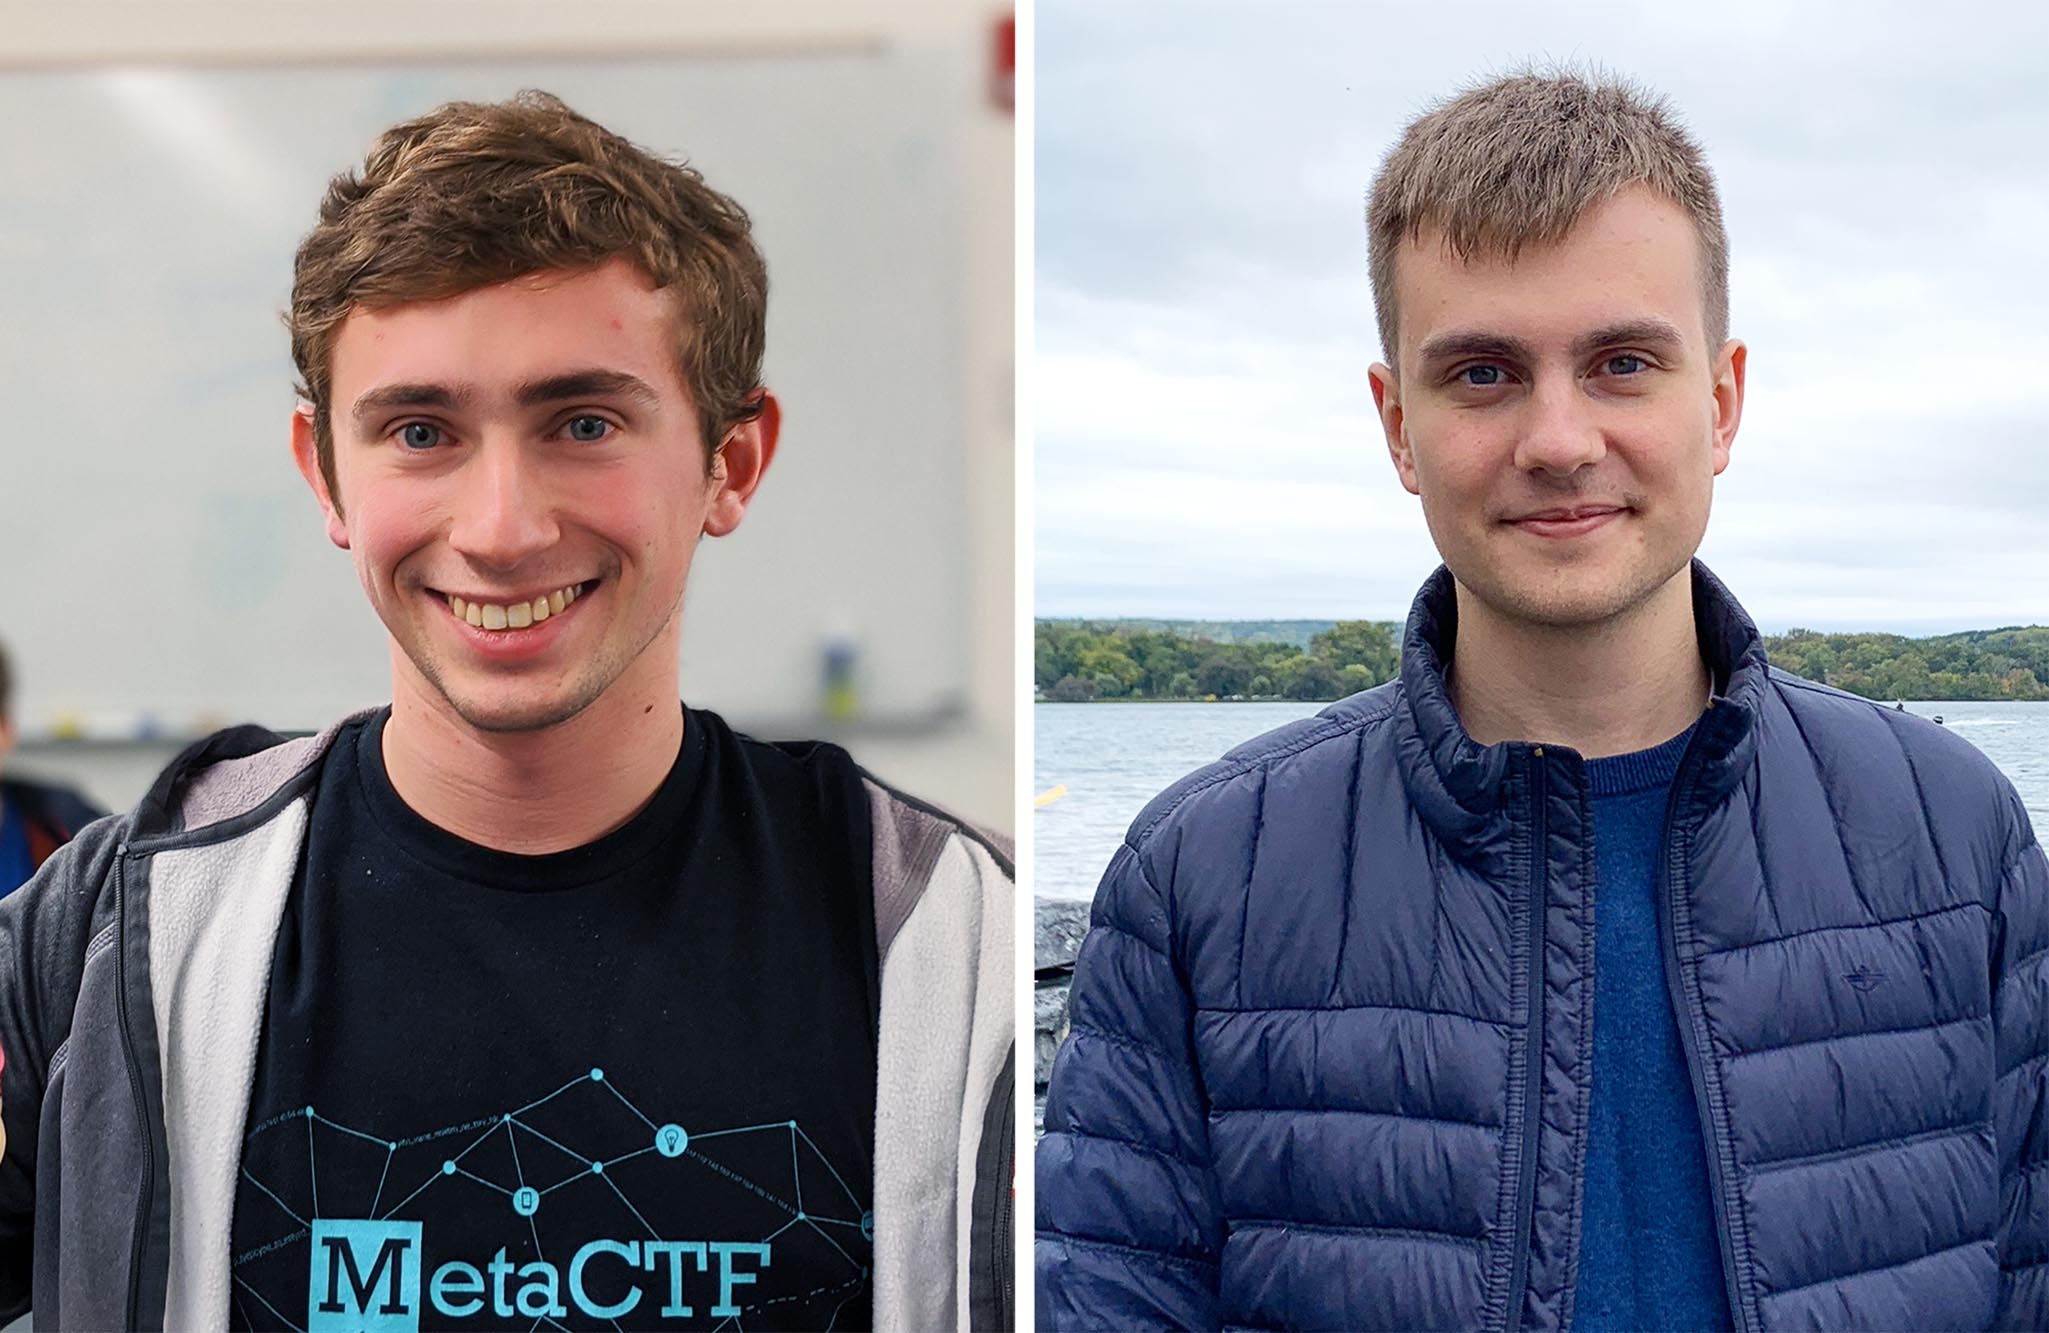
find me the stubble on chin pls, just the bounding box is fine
[443,681,609,734]
[1458,528,1690,634]
[402,588,685,736]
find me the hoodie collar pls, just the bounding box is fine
[1393,559,1768,860]
[131,709,378,843]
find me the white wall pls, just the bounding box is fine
[2,1,1016,831]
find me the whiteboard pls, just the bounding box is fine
[0,48,974,737]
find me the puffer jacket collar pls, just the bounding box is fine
[1394,558,1770,861]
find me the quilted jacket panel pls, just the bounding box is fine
[1037,562,2049,1332]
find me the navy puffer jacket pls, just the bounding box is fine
[1037,563,2049,1331]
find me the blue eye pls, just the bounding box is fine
[398,422,442,450]
[1460,365,1504,387]
[1605,355,1647,376]
[565,416,614,443]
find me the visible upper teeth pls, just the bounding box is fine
[447,584,582,632]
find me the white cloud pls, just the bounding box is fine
[1035,0,2049,629]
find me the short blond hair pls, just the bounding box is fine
[1367,70,1727,367]
[290,90,767,495]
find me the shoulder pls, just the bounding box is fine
[691,707,1013,937]
[1122,682,1404,861]
[0,801,130,932]
[1763,667,2015,799]
[693,706,864,801]
[1761,667,2033,860]
[0,776,106,835]
[0,715,354,1023]
[0,794,136,1080]
[128,714,373,844]
[691,711,883,869]
[862,772,1011,879]
[863,770,1012,962]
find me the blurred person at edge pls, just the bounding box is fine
[0,642,106,897]
[0,92,1012,1331]
[1037,71,2049,1332]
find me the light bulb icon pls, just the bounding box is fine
[656,1123,689,1158]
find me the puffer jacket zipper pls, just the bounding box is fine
[1503,746,1549,1331]
[1656,733,1752,1332]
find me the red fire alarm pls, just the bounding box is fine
[990,12,1014,113]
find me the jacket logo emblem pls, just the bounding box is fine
[1843,966,1885,993]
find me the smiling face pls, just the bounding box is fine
[293,257,775,735]
[1369,185,1745,632]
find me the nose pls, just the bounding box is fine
[446,439,559,570]
[1512,375,1606,477]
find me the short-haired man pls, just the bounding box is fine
[0,642,106,897]
[1038,73,2049,1331]
[0,93,1012,1331]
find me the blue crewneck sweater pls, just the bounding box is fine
[1570,721,1732,1332]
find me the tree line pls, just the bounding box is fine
[1037,620,2049,703]
[1036,620,1400,701]
[1763,626,2049,702]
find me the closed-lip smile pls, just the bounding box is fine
[1505,505,1625,537]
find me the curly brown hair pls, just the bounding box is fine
[1368,69,1728,369]
[289,90,768,496]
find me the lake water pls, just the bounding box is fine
[1034,699,2049,904]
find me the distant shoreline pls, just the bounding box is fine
[1038,621,2049,705]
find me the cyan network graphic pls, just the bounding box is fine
[232,1067,871,1332]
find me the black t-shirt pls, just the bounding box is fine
[227,707,877,1332]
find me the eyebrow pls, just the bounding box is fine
[348,369,663,426]
[512,370,664,410]
[1413,318,1691,370]
[349,382,472,425]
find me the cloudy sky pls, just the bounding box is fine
[1035,0,2049,632]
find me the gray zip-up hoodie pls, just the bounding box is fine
[0,716,1014,1330]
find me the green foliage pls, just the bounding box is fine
[1038,619,2049,703]
[1310,622,1398,680]
[1763,626,2049,701]
[1045,674,1097,702]
[1052,618,1339,650]
[1035,619,1401,702]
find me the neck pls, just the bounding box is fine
[380,652,684,856]
[1446,568,1710,760]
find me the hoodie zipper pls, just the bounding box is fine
[113,850,160,1329]
[1503,746,1549,1332]
[1656,744,1751,1333]
[996,1156,1015,1325]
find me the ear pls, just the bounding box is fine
[290,404,351,550]
[1710,339,1746,477]
[1368,361,1420,496]
[703,390,782,538]
[0,710,16,766]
